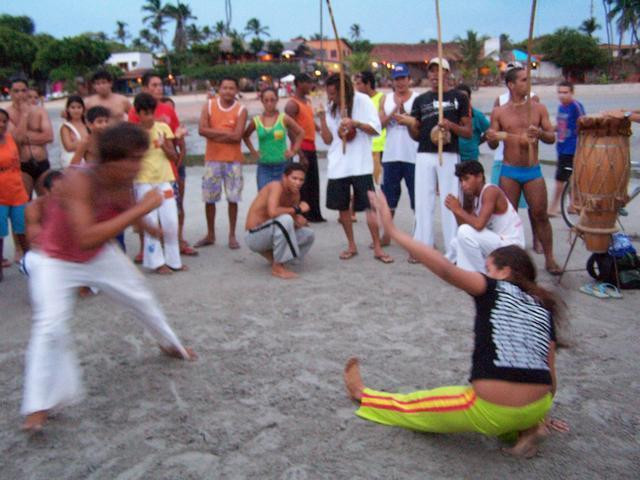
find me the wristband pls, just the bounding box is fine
[293,205,302,215]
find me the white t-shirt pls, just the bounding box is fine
[494,91,536,161]
[382,91,419,164]
[326,91,381,179]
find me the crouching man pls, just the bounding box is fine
[245,163,314,279]
[445,161,524,273]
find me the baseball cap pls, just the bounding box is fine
[391,63,410,79]
[427,57,450,71]
[506,61,523,70]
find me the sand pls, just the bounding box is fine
[1,152,639,478]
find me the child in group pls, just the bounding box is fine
[133,92,184,274]
[70,106,110,166]
[243,87,305,190]
[58,95,90,169]
[0,108,30,281]
[344,190,569,458]
[21,122,195,432]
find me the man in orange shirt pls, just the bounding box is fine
[196,77,247,249]
[285,73,326,222]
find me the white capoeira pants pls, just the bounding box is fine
[244,214,315,264]
[134,182,181,270]
[450,224,525,273]
[21,243,188,416]
[413,152,460,261]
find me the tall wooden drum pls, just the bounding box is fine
[571,116,632,252]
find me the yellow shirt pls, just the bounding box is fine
[371,91,386,153]
[136,122,176,183]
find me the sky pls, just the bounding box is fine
[3,0,611,45]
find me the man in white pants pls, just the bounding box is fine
[397,58,471,261]
[21,123,195,432]
[245,163,314,279]
[444,160,524,272]
[133,93,184,274]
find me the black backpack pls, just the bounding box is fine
[587,252,640,289]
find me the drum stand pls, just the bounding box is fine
[557,224,620,287]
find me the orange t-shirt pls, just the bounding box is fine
[204,98,245,163]
[292,97,316,142]
[0,134,28,206]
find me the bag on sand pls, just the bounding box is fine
[587,251,640,290]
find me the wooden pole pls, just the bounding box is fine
[325,0,347,153]
[435,0,443,166]
[526,0,537,166]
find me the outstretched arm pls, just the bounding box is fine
[368,191,487,296]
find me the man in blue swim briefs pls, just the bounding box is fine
[486,67,561,275]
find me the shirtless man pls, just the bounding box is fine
[84,70,132,123]
[245,163,314,279]
[445,160,525,273]
[486,67,561,274]
[6,76,54,198]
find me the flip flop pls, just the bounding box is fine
[374,254,394,264]
[599,283,623,299]
[339,250,358,260]
[407,256,420,264]
[180,245,199,256]
[579,283,609,299]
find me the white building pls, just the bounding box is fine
[105,52,154,72]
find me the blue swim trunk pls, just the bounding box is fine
[0,204,27,237]
[500,164,543,185]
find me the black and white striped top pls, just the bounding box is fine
[470,277,555,385]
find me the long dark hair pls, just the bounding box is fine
[489,245,566,331]
[326,73,354,118]
[65,95,86,124]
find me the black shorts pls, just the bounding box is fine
[326,174,374,212]
[20,159,50,183]
[555,154,574,182]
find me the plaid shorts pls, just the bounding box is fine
[202,161,243,203]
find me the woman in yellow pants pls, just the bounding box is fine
[344,191,569,457]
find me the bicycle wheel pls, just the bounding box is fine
[560,181,576,228]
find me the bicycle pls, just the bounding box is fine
[561,160,640,233]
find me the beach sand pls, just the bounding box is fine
[1,153,639,478]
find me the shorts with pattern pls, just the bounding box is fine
[202,161,243,204]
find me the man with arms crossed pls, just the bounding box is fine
[85,70,132,122]
[486,67,561,274]
[245,163,314,279]
[7,76,54,198]
[445,160,524,273]
[197,76,247,249]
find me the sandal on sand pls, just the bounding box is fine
[339,250,358,260]
[579,283,609,299]
[374,254,394,264]
[599,283,623,299]
[180,245,199,256]
[407,256,420,264]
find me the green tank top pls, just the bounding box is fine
[371,91,386,152]
[255,113,287,164]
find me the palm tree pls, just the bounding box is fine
[350,23,361,41]
[186,25,205,46]
[114,21,130,45]
[202,26,213,41]
[245,18,270,39]
[249,37,264,55]
[139,28,162,51]
[142,0,173,73]
[606,0,640,47]
[214,21,227,39]
[579,16,601,36]
[456,30,489,86]
[164,1,197,52]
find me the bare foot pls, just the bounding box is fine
[272,263,298,279]
[533,239,544,254]
[228,237,240,250]
[503,422,549,458]
[344,357,364,402]
[339,250,358,260]
[160,345,197,361]
[168,265,189,272]
[194,236,215,248]
[545,259,562,276]
[78,286,94,298]
[22,410,48,432]
[407,256,420,264]
[155,265,173,275]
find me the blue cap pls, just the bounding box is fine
[391,63,410,79]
